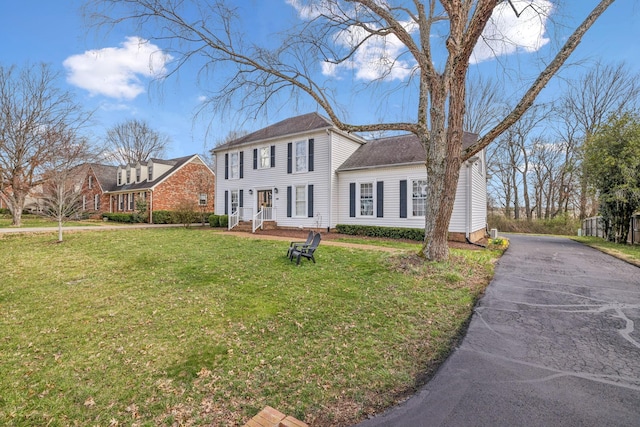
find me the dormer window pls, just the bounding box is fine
[117,171,122,186]
[136,166,141,182]
[148,164,153,181]
[126,168,131,184]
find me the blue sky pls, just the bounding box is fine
[1,1,638,160]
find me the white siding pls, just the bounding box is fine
[471,151,487,232]
[215,130,334,229]
[338,165,428,229]
[336,161,486,234]
[329,131,364,228]
[449,166,467,233]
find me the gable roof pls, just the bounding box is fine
[337,132,478,172]
[215,112,335,150]
[89,163,118,192]
[108,155,196,193]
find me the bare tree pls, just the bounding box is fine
[464,75,505,135]
[0,63,91,226]
[560,61,640,219]
[104,119,169,164]
[88,0,616,260]
[39,131,96,242]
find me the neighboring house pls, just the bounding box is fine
[80,154,215,221]
[213,112,487,242]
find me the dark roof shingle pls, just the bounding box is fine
[216,112,334,150]
[338,132,478,171]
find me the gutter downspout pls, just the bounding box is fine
[327,128,332,232]
[149,190,153,224]
[465,157,485,247]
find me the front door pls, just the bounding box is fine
[257,190,273,220]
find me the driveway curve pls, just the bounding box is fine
[356,234,640,427]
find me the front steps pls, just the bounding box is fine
[231,220,277,233]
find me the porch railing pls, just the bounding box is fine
[252,207,275,233]
[229,211,239,230]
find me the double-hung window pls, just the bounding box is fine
[230,152,239,179]
[360,183,374,216]
[295,185,306,217]
[94,194,100,210]
[129,193,135,210]
[126,169,131,184]
[259,147,270,169]
[295,141,307,173]
[199,193,208,206]
[148,164,153,181]
[412,179,428,217]
[230,190,239,214]
[88,176,93,189]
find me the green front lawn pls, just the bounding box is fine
[0,214,103,228]
[0,228,501,426]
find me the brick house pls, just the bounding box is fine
[80,154,215,222]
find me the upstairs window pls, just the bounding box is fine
[295,141,307,173]
[230,152,239,179]
[148,164,153,181]
[88,175,93,189]
[259,147,270,169]
[117,172,122,186]
[126,168,131,184]
[136,167,141,182]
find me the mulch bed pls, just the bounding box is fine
[255,228,486,250]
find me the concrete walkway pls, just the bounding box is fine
[356,234,640,427]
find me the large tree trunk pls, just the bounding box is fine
[10,192,25,226]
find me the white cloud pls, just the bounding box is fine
[64,36,173,100]
[471,0,553,64]
[324,21,419,82]
[288,0,553,80]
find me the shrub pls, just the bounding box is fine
[487,214,581,236]
[173,200,200,228]
[152,211,173,224]
[102,212,135,223]
[335,224,424,241]
[218,215,228,228]
[0,208,10,215]
[208,214,220,227]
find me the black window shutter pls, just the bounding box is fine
[349,182,356,217]
[308,139,314,171]
[270,145,276,167]
[253,148,257,170]
[224,190,228,214]
[400,180,407,218]
[287,143,292,174]
[239,151,244,178]
[239,190,244,208]
[377,181,384,218]
[308,184,314,218]
[287,186,292,217]
[224,153,229,180]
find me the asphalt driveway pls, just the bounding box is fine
[356,233,640,427]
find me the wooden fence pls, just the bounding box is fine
[582,215,640,244]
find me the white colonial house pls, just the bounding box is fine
[213,112,487,242]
